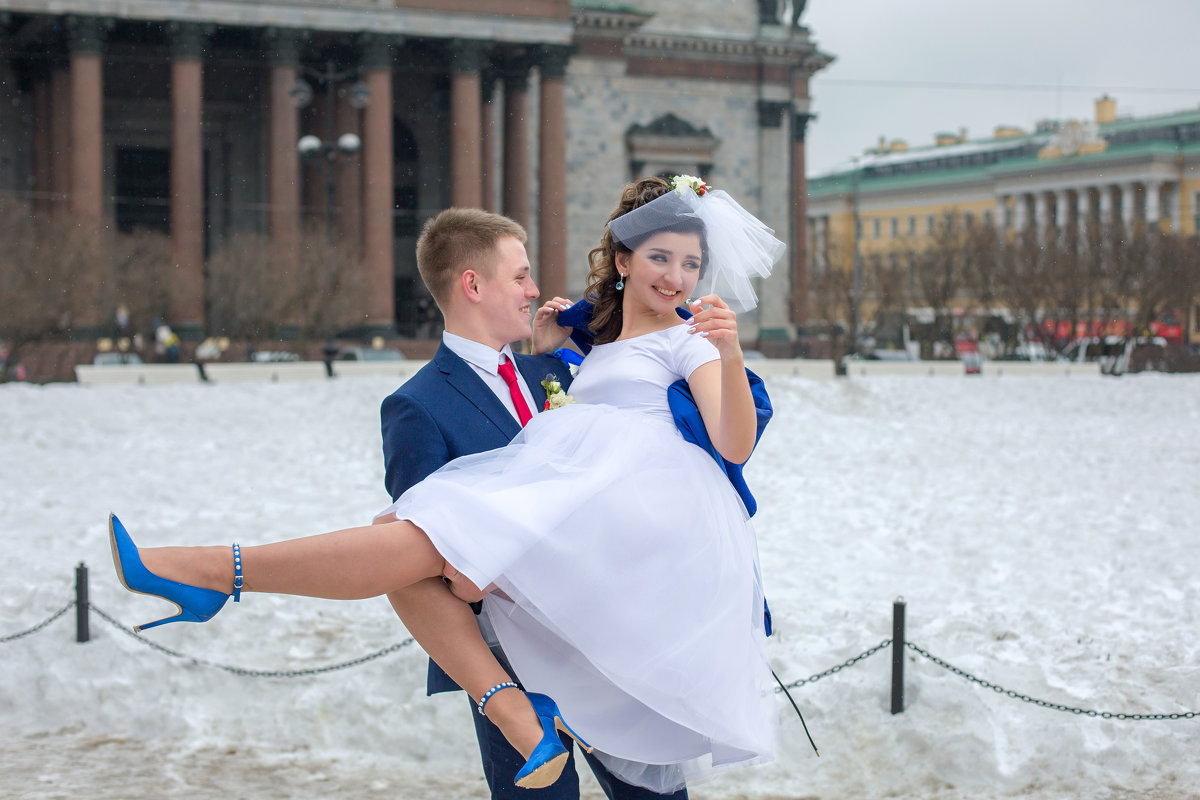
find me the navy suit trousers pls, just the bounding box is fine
[468,695,688,800]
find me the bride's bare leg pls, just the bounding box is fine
[139,520,445,599]
[387,579,544,758]
[140,520,546,759]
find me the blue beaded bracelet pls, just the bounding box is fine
[477,681,519,717]
[231,543,243,602]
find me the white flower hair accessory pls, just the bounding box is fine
[670,174,708,197]
[606,180,785,313]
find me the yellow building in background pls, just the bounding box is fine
[806,96,1200,354]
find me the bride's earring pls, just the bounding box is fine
[615,273,625,291]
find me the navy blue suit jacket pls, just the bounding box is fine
[381,342,574,694]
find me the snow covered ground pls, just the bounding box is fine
[2,373,1198,799]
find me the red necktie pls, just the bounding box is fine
[498,357,533,427]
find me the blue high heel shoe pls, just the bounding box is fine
[476,682,594,789]
[515,692,593,789]
[108,513,234,632]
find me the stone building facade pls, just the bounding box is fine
[0,0,831,352]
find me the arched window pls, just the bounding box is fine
[626,113,718,182]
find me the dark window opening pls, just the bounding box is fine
[115,147,170,234]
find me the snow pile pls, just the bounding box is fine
[1,374,1197,799]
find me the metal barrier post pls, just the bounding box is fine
[891,597,905,714]
[75,562,90,643]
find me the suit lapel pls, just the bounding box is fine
[516,355,550,414]
[434,344,522,438]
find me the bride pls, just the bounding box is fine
[108,175,786,793]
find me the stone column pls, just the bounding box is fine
[1033,192,1050,242]
[449,39,484,209]
[502,51,532,229]
[1121,183,1137,226]
[1014,193,1028,233]
[1145,180,1161,227]
[994,196,1007,231]
[536,44,570,300]
[1099,185,1115,226]
[791,111,815,329]
[1055,189,1069,243]
[1168,183,1182,232]
[1076,188,1090,244]
[361,34,396,335]
[67,16,106,228]
[752,99,789,345]
[169,22,209,336]
[814,217,828,275]
[266,29,301,286]
[66,16,108,334]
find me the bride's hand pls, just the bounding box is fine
[686,295,742,359]
[532,297,573,355]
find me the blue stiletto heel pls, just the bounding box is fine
[515,692,593,788]
[471,682,593,791]
[107,513,233,632]
[478,682,591,789]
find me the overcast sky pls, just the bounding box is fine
[800,0,1200,176]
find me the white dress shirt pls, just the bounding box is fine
[441,332,539,424]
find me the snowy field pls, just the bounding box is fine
[1,372,1198,800]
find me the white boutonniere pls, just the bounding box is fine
[541,375,575,410]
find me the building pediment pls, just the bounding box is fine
[628,112,714,141]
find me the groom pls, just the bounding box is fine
[380,207,686,800]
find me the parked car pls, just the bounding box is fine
[336,345,406,362]
[93,351,144,366]
[0,347,27,381]
[960,351,983,375]
[249,350,299,362]
[1004,340,1056,362]
[1059,335,1167,375]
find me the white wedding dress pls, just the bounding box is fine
[381,324,776,791]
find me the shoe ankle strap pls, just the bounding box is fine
[477,681,520,717]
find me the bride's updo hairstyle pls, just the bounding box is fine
[584,177,709,346]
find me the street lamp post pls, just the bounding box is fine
[292,60,370,240]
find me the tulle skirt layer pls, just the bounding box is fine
[382,404,776,791]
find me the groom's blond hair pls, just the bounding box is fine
[417,208,528,309]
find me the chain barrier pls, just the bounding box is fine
[86,604,416,678]
[5,598,1199,721]
[0,601,75,643]
[778,638,893,691]
[904,642,1199,721]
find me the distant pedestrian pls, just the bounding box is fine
[155,324,181,364]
